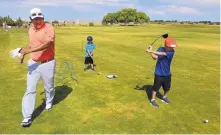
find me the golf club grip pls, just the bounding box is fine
[148,45,152,49]
[148,37,159,49]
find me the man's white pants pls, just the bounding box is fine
[22,59,56,119]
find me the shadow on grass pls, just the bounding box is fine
[85,64,96,71]
[134,85,163,101]
[31,85,73,122]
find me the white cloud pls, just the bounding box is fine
[72,4,95,12]
[8,0,133,7]
[193,0,220,5]
[148,5,201,16]
[147,9,165,15]
[6,0,136,11]
[158,0,220,6]
[164,5,201,15]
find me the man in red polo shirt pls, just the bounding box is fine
[10,8,56,127]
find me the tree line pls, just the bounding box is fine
[152,20,218,24]
[0,16,24,27]
[102,8,150,25]
[1,15,219,27]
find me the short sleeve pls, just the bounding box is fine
[86,44,89,50]
[28,27,32,40]
[166,51,174,59]
[157,47,163,52]
[157,47,164,59]
[45,25,55,42]
[93,44,96,49]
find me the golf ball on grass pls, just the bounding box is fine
[204,120,209,124]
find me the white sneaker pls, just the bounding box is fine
[45,104,52,111]
[21,118,32,127]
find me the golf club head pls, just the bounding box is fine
[149,32,169,47]
[162,33,168,38]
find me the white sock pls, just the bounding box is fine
[151,99,155,102]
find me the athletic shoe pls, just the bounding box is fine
[150,100,159,108]
[21,118,32,127]
[161,97,171,104]
[45,104,52,111]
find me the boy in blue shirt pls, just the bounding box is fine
[84,36,96,71]
[146,37,177,108]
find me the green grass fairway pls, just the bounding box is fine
[0,24,220,134]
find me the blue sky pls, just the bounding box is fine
[0,0,220,21]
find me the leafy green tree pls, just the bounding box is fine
[15,17,23,27]
[135,12,150,24]
[102,8,150,25]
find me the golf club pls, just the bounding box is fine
[89,55,100,74]
[148,32,168,49]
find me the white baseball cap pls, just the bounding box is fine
[30,8,44,20]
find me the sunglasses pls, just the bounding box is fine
[31,13,43,16]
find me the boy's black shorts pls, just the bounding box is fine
[85,57,94,64]
[152,74,171,92]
